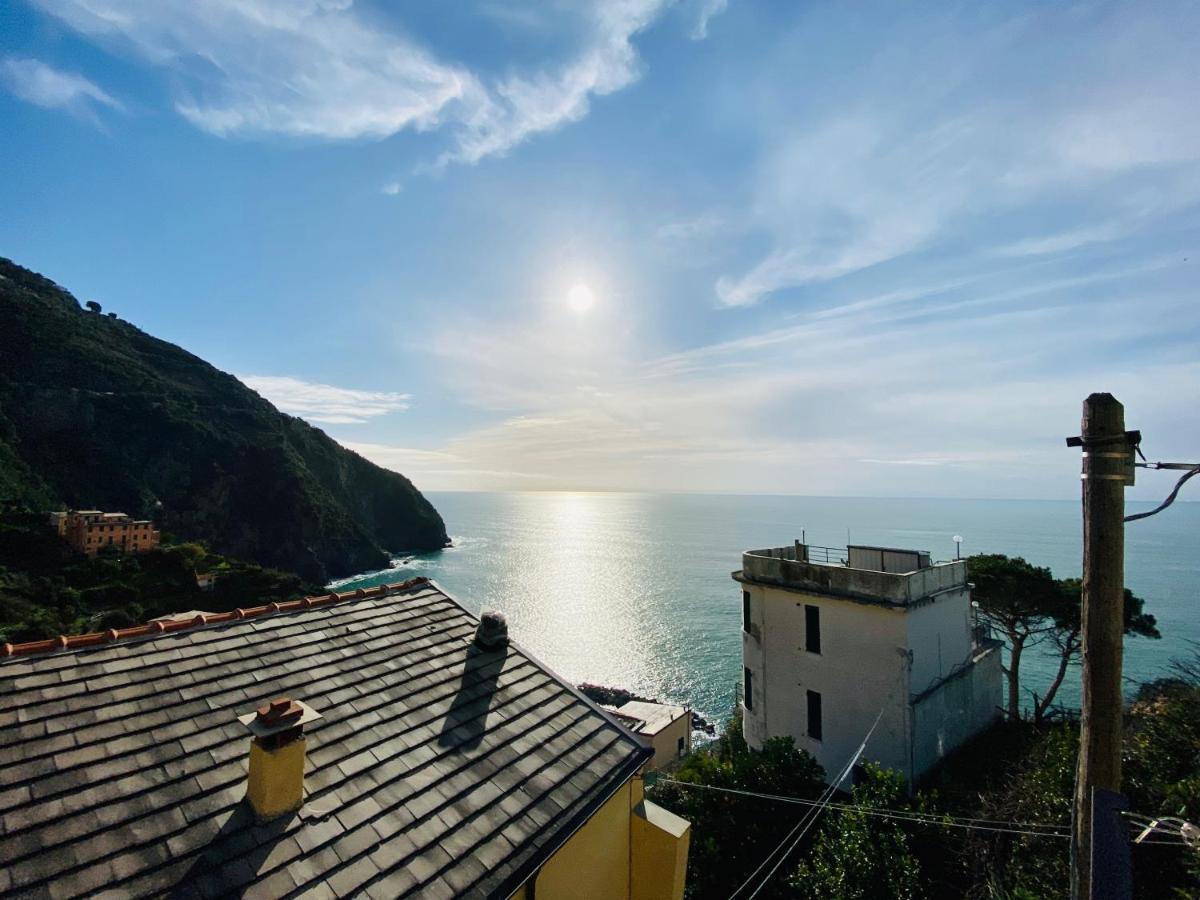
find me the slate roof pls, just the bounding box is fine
[0,578,651,899]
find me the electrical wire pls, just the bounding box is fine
[660,780,1195,849]
[726,706,886,900]
[660,780,1069,839]
[1125,465,1200,523]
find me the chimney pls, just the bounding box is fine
[238,697,322,821]
[474,610,509,650]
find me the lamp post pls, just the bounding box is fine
[953,535,963,561]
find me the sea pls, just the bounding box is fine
[332,493,1199,729]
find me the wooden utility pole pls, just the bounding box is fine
[1069,393,1131,899]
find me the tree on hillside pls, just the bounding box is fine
[649,711,826,899]
[1032,578,1159,722]
[969,554,1061,721]
[84,300,101,313]
[791,764,928,900]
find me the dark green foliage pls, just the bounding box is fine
[969,554,1160,722]
[1123,660,1200,897]
[0,510,319,642]
[648,712,826,899]
[656,679,1199,900]
[969,554,1062,721]
[792,764,927,900]
[1032,578,1159,720]
[0,257,448,582]
[918,665,1200,900]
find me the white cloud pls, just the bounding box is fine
[29,0,671,168]
[690,0,728,40]
[435,1,669,168]
[31,0,468,139]
[993,223,1126,258]
[396,245,1200,496]
[341,440,554,491]
[381,181,403,196]
[1,57,123,118]
[239,375,410,424]
[713,7,1200,307]
[656,211,727,243]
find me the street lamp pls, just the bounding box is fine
[953,535,963,561]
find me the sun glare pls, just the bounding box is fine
[566,282,596,313]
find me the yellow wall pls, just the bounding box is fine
[520,774,689,900]
[534,781,633,899]
[631,801,691,900]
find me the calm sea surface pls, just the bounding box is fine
[333,493,1199,726]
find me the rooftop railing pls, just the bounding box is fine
[740,543,967,605]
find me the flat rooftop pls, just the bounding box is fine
[735,543,967,607]
[601,700,689,738]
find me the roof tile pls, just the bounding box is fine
[0,580,650,898]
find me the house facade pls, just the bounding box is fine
[54,508,161,556]
[735,543,1002,786]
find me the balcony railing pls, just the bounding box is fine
[798,544,847,565]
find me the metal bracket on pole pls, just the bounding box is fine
[1066,430,1140,486]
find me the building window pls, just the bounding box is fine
[742,591,752,632]
[677,736,685,758]
[744,667,754,710]
[805,604,821,654]
[806,690,822,741]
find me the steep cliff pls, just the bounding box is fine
[0,257,448,582]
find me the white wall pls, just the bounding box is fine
[911,644,1003,778]
[742,582,915,783]
[903,587,973,695]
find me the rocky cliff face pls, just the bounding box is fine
[0,257,448,582]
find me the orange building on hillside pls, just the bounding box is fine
[53,509,161,556]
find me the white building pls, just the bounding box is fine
[736,542,1002,787]
[602,700,692,770]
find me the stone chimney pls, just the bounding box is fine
[474,610,509,650]
[238,697,322,821]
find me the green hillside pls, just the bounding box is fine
[0,257,448,582]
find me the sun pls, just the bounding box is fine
[566,282,596,313]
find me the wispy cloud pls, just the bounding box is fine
[31,0,467,140]
[1,57,123,120]
[434,1,670,168]
[239,376,410,425]
[29,0,673,169]
[341,441,554,491]
[397,244,1200,495]
[690,0,729,40]
[713,7,1200,307]
[656,211,727,243]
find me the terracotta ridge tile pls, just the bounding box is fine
[1,577,429,660]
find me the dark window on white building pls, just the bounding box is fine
[744,667,753,710]
[805,604,821,654]
[742,591,752,632]
[806,690,822,741]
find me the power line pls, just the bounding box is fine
[659,779,1194,849]
[1126,463,1200,523]
[726,706,886,900]
[660,779,1069,839]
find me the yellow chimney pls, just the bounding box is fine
[238,697,322,821]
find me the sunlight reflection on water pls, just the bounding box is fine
[335,492,1200,726]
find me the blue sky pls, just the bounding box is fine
[2,0,1198,498]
